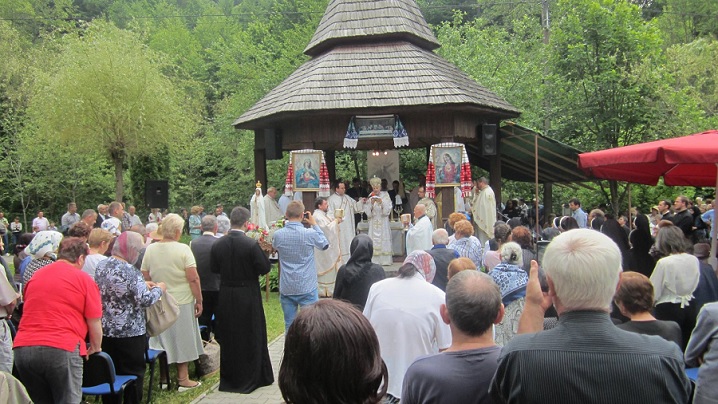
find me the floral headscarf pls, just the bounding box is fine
[403,250,436,283]
[112,231,144,265]
[26,231,63,260]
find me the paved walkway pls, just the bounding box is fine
[192,334,285,404]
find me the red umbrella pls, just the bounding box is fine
[578,129,718,269]
[578,130,718,186]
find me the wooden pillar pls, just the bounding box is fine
[489,155,501,209]
[254,130,268,193]
[543,183,553,221]
[325,150,336,184]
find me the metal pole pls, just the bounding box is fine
[535,135,540,236]
[710,164,718,272]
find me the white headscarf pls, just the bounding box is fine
[26,231,63,260]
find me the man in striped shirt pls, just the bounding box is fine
[490,229,691,404]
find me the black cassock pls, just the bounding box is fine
[210,230,273,393]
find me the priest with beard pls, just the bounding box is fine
[327,180,362,264]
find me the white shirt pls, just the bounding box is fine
[364,273,451,398]
[32,217,49,232]
[651,253,700,308]
[406,215,433,254]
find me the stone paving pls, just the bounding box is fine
[192,334,285,404]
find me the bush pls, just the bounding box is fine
[259,264,279,292]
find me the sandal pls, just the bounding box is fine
[177,380,202,392]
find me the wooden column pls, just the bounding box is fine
[543,183,553,221]
[254,131,268,193]
[325,150,336,184]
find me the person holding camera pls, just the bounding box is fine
[272,201,329,331]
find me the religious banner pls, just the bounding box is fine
[285,150,330,196]
[344,114,409,148]
[426,143,472,198]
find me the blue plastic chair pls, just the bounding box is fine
[146,337,170,403]
[82,352,137,404]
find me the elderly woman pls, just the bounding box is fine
[484,223,511,271]
[189,206,202,240]
[650,225,700,350]
[14,238,102,404]
[22,230,63,292]
[82,228,112,278]
[448,219,483,269]
[141,214,204,391]
[363,251,451,402]
[96,232,166,403]
[280,299,387,404]
[447,257,477,280]
[333,235,386,310]
[613,272,681,346]
[445,212,467,241]
[361,177,393,266]
[489,242,528,346]
[509,226,535,272]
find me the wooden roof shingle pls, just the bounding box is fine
[233,42,520,128]
[304,0,440,56]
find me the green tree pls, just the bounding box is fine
[26,21,197,202]
[548,0,666,212]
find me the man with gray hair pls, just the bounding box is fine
[190,215,220,340]
[490,229,691,404]
[427,229,458,291]
[402,270,504,404]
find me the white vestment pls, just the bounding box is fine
[406,215,433,254]
[278,194,292,215]
[471,185,496,243]
[418,198,438,229]
[264,194,284,225]
[313,209,341,297]
[361,192,393,266]
[250,190,267,229]
[454,187,467,212]
[327,193,361,264]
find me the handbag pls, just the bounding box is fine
[197,338,220,376]
[146,291,180,337]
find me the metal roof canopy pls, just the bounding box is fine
[466,122,591,186]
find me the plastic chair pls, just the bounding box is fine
[145,338,170,404]
[82,352,138,404]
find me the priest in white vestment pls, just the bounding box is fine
[327,181,362,264]
[360,177,393,266]
[470,177,496,244]
[250,186,267,229]
[406,203,433,254]
[264,187,284,225]
[313,197,342,297]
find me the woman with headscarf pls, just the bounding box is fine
[489,242,529,346]
[626,214,655,277]
[600,217,631,270]
[360,177,393,266]
[333,235,386,310]
[363,251,451,403]
[22,230,63,292]
[95,232,166,403]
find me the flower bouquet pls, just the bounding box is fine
[246,219,285,256]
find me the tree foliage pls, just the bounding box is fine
[26,21,197,201]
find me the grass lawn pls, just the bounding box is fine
[146,292,283,403]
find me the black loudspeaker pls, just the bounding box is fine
[481,124,498,156]
[265,128,283,160]
[145,180,169,209]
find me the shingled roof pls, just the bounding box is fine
[233,0,520,129]
[304,0,440,56]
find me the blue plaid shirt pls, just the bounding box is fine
[272,221,329,295]
[448,236,483,269]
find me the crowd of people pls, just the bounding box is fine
[0,180,716,404]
